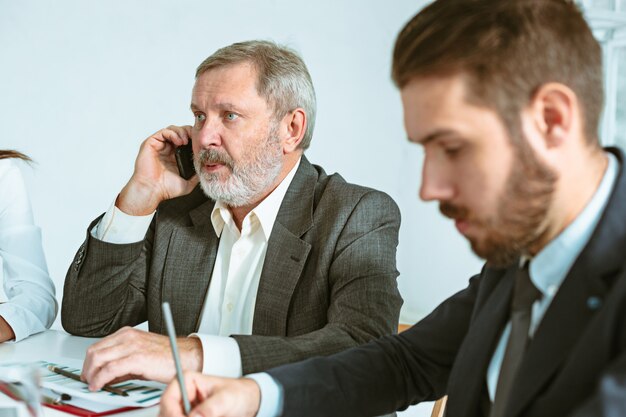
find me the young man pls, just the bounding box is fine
[61,41,402,392]
[158,1,626,416]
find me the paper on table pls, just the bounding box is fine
[40,359,164,408]
[40,387,123,413]
[3,359,164,408]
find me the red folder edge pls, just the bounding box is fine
[0,384,141,417]
[43,402,139,417]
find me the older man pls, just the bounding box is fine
[62,40,402,391]
[158,1,626,417]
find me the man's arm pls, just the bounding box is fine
[266,274,480,417]
[61,215,154,336]
[233,190,403,374]
[61,125,198,337]
[157,276,481,417]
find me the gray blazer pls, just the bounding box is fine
[62,156,403,374]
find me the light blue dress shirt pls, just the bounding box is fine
[250,152,620,417]
[486,152,618,399]
[246,372,284,417]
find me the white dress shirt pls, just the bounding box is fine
[0,159,57,342]
[92,158,301,377]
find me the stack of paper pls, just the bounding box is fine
[1,358,166,414]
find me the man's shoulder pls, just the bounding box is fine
[310,162,399,212]
[302,162,400,227]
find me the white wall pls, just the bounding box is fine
[0,0,483,330]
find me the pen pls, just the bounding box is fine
[162,302,191,415]
[46,365,129,397]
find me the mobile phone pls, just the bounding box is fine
[175,140,196,180]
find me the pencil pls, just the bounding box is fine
[46,365,129,397]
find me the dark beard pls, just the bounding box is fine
[440,140,558,267]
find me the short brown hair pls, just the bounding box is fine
[196,40,317,150]
[392,0,603,144]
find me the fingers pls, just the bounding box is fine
[182,125,193,140]
[82,328,128,382]
[160,372,212,417]
[87,354,144,391]
[191,396,224,417]
[159,375,260,417]
[82,328,174,391]
[189,378,259,417]
[141,125,192,160]
[82,328,139,390]
[153,125,192,148]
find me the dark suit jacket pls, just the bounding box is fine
[61,156,402,374]
[572,355,626,417]
[267,148,626,417]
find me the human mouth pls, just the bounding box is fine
[203,163,225,173]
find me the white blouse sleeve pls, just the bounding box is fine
[0,159,57,341]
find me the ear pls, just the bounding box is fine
[279,108,307,154]
[527,82,579,149]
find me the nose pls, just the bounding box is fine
[195,118,222,150]
[419,155,455,202]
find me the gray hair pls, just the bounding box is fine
[196,40,317,150]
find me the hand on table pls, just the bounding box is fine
[81,327,203,391]
[159,372,261,417]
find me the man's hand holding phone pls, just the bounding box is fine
[117,125,199,216]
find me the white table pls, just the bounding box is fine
[1,330,433,417]
[0,330,158,417]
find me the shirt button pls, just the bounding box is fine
[226,302,234,312]
[587,296,602,310]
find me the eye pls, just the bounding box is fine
[441,142,464,157]
[193,113,206,128]
[225,112,239,121]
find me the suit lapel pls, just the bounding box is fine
[446,267,515,417]
[161,198,219,335]
[252,157,317,335]
[508,148,626,416]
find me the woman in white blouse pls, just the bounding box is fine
[0,150,57,342]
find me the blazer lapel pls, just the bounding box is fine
[446,267,516,417]
[252,157,316,336]
[160,198,219,335]
[506,267,602,417]
[508,147,626,416]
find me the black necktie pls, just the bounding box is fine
[490,263,542,417]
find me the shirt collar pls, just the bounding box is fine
[530,152,619,297]
[210,157,302,239]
